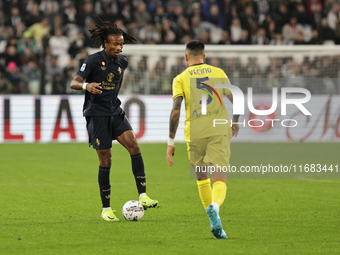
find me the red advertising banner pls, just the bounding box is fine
[0,95,338,143]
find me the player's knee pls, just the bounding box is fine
[98,150,111,167]
[129,143,140,155]
[101,158,111,168]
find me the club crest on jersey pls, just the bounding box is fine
[101,61,106,70]
[118,67,122,74]
[107,72,114,82]
[80,63,86,71]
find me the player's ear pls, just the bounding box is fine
[203,54,206,62]
[185,54,189,62]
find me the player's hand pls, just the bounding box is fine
[86,82,102,94]
[232,123,239,137]
[166,145,175,166]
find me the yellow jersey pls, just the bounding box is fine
[172,63,232,141]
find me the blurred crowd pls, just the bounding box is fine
[0,0,340,95]
[119,54,340,95]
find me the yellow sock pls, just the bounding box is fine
[197,179,212,209]
[212,181,227,207]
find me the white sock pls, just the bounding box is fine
[102,207,111,212]
[139,193,146,200]
[212,202,219,214]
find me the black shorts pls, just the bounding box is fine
[85,109,132,150]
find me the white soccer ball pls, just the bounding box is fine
[122,200,144,221]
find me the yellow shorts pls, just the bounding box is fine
[186,135,231,168]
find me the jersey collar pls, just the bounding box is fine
[190,63,205,67]
[102,49,117,63]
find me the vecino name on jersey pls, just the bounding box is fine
[188,67,212,76]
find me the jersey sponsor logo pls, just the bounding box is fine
[191,109,199,118]
[80,63,86,71]
[107,72,114,82]
[101,81,116,90]
[191,109,218,118]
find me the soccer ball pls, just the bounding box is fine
[122,200,144,221]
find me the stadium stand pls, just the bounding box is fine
[0,0,340,95]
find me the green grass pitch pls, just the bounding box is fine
[0,142,339,255]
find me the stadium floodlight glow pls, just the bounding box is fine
[201,85,312,116]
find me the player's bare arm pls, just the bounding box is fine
[231,114,240,137]
[167,96,183,166]
[70,75,102,94]
[169,96,183,138]
[226,93,233,104]
[227,93,239,137]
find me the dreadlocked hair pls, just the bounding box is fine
[89,16,136,48]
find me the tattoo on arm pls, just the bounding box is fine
[170,119,179,137]
[169,96,183,139]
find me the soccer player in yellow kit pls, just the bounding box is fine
[166,40,239,239]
